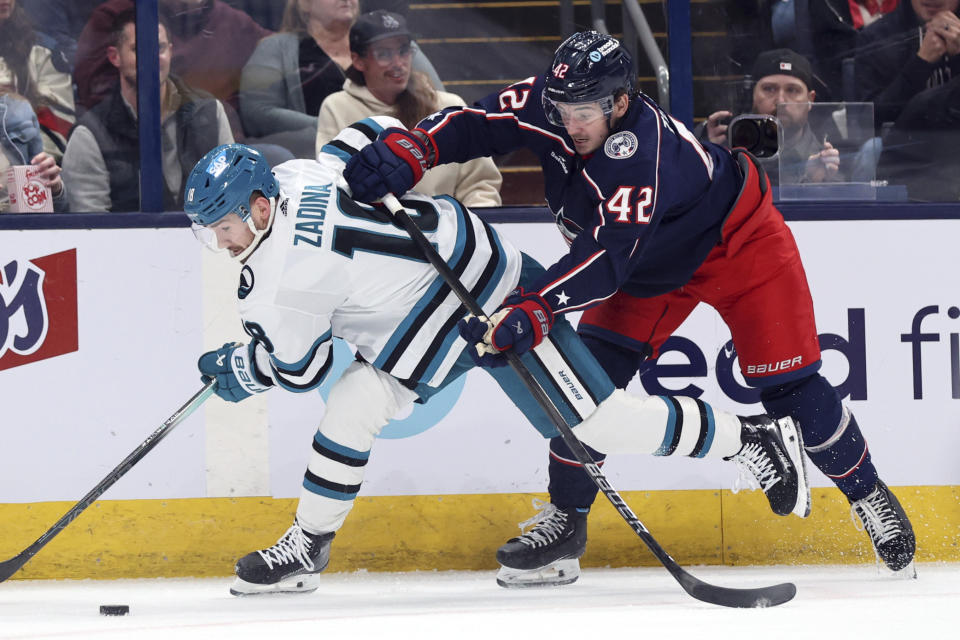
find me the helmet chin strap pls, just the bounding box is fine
[234,196,277,263]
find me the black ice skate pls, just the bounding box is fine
[230,519,335,596]
[495,500,587,588]
[726,415,810,518]
[850,480,916,575]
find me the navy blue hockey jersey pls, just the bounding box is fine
[416,75,745,317]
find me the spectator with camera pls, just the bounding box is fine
[698,48,840,184]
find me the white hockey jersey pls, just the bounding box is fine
[238,119,521,392]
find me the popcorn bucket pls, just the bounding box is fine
[5,165,53,213]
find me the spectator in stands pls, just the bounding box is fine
[316,10,501,206]
[0,90,66,211]
[73,0,270,140]
[809,0,900,100]
[19,0,103,71]
[239,0,441,158]
[0,0,75,159]
[239,0,357,158]
[855,0,960,126]
[219,1,412,32]
[62,9,233,212]
[699,48,841,184]
[875,72,960,200]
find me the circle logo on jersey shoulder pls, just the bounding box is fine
[604,131,638,159]
[238,265,255,299]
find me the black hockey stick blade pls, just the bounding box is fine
[677,569,796,608]
[0,381,217,583]
[382,193,796,608]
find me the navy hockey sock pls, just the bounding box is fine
[761,374,878,501]
[543,334,640,508]
[547,435,605,509]
[804,407,878,500]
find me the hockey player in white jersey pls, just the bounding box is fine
[183,116,810,595]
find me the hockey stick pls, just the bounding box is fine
[0,380,217,583]
[383,193,795,608]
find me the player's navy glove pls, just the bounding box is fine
[198,342,272,402]
[457,288,555,368]
[489,288,554,356]
[344,127,435,202]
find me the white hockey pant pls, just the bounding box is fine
[570,389,743,459]
[296,360,418,534]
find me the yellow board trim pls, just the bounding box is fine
[1,486,956,580]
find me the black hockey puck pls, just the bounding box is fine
[99,604,130,616]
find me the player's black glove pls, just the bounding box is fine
[344,128,435,202]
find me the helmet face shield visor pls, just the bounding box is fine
[191,222,225,253]
[543,95,615,127]
[191,211,256,258]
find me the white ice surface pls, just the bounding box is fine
[1,564,956,640]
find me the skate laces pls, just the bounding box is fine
[731,442,780,494]
[515,499,568,548]
[851,487,902,547]
[257,520,316,571]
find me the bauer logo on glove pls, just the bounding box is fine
[455,289,556,367]
[198,342,273,402]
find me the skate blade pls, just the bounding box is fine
[878,559,917,580]
[778,417,812,518]
[496,558,580,589]
[229,572,323,596]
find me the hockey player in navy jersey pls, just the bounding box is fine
[185,116,810,595]
[343,32,917,583]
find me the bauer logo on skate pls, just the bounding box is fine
[0,249,78,372]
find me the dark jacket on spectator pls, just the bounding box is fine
[809,0,862,99]
[855,2,960,125]
[878,73,960,201]
[77,79,222,211]
[220,0,286,31]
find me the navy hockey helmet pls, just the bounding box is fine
[183,143,279,227]
[542,31,635,127]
